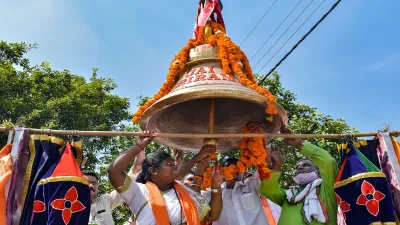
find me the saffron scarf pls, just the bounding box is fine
[145,181,201,225]
[0,144,12,225]
[260,196,276,225]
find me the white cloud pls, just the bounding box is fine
[362,52,400,72]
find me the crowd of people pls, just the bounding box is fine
[84,124,339,225]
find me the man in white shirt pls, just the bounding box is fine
[85,150,145,225]
[202,158,276,225]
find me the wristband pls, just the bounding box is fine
[211,188,221,193]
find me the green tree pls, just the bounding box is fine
[0,41,131,171]
[257,73,356,187]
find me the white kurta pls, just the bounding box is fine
[119,177,210,225]
[268,198,281,223]
[88,190,124,225]
[202,171,276,225]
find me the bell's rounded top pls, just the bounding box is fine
[140,56,288,152]
[189,44,218,62]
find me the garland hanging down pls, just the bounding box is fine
[131,21,278,124]
[202,153,218,188]
[132,11,278,187]
[237,123,271,180]
[202,122,272,189]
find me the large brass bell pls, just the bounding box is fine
[140,43,288,152]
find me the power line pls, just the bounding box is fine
[239,0,279,46]
[252,0,315,69]
[256,0,326,74]
[249,0,305,62]
[258,0,342,85]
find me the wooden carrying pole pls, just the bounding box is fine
[0,127,399,139]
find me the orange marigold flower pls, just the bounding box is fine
[134,110,143,117]
[209,153,218,160]
[154,94,162,100]
[268,95,276,103]
[132,117,140,123]
[250,84,258,89]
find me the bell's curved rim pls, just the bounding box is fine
[140,85,288,131]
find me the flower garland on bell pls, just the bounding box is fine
[200,124,273,185]
[238,123,272,180]
[201,153,218,189]
[220,122,272,181]
[132,21,278,123]
[221,164,237,181]
[208,22,278,122]
[131,25,207,123]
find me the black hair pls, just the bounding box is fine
[136,149,172,184]
[82,170,99,181]
[223,158,238,167]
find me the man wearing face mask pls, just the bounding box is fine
[259,126,338,225]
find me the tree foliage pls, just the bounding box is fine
[0,41,131,171]
[257,73,356,187]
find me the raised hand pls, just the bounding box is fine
[195,145,217,162]
[195,158,210,175]
[244,121,270,146]
[173,149,184,167]
[244,121,265,133]
[270,145,286,170]
[211,166,223,188]
[136,131,154,148]
[281,126,304,149]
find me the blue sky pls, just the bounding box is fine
[1,0,399,134]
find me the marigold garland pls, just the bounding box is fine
[132,21,278,123]
[221,164,237,181]
[202,166,213,188]
[201,125,272,185]
[203,123,273,183]
[201,152,219,189]
[235,122,272,180]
